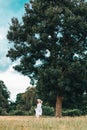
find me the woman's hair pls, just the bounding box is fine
[37,99,43,103]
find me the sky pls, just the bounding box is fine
[0,0,30,101]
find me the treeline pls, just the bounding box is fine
[0,80,87,116]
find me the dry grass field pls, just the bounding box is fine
[0,116,87,130]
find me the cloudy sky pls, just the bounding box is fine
[0,0,30,101]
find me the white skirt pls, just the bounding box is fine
[35,108,42,116]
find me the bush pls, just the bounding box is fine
[0,107,8,115]
[9,110,26,115]
[28,106,35,115]
[79,106,87,115]
[62,109,82,116]
[42,105,54,116]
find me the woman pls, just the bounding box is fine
[35,99,43,118]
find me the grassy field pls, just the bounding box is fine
[0,116,87,130]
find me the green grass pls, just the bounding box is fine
[0,116,87,130]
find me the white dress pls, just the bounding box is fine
[35,103,42,116]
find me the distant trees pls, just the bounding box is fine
[7,0,87,117]
[15,87,36,111]
[0,80,10,114]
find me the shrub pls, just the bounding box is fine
[79,106,87,115]
[28,106,35,115]
[0,107,8,115]
[42,105,54,116]
[9,110,26,115]
[62,109,82,116]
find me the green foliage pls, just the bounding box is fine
[42,105,54,116]
[28,106,35,115]
[62,109,82,116]
[0,80,10,113]
[15,93,25,110]
[80,106,87,115]
[0,107,8,115]
[15,87,37,111]
[62,94,87,116]
[0,80,10,100]
[23,87,37,110]
[8,102,16,112]
[9,110,26,115]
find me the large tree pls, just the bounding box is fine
[7,0,87,117]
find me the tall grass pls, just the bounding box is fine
[0,116,87,130]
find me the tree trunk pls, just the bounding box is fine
[55,96,63,117]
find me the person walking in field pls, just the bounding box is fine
[35,99,43,118]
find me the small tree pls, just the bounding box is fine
[15,93,25,110]
[22,87,37,110]
[15,87,36,110]
[0,80,10,113]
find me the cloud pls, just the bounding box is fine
[0,35,4,40]
[0,27,11,72]
[0,65,30,101]
[0,0,29,72]
[0,0,30,101]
